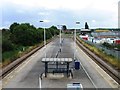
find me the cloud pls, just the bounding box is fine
[2,0,87,10]
[2,0,119,11]
[1,0,119,28]
[38,12,49,16]
[16,10,25,14]
[92,20,96,23]
[42,20,51,23]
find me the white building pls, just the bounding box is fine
[80,29,91,35]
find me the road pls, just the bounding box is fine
[2,36,119,89]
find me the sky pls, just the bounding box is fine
[1,0,120,29]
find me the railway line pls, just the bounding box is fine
[76,37,120,85]
[1,38,53,79]
[1,36,120,88]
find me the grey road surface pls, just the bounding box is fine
[2,37,115,89]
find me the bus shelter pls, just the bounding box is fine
[42,58,73,78]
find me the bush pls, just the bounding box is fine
[2,39,14,52]
[10,23,38,46]
[2,23,59,67]
[102,42,112,48]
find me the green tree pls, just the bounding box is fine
[10,23,37,46]
[48,26,59,36]
[2,30,14,52]
[85,22,89,29]
[62,25,67,30]
[36,28,44,42]
[50,26,58,30]
[10,22,19,33]
[46,29,52,39]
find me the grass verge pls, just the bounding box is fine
[77,36,120,69]
[2,37,53,68]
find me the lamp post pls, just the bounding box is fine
[40,20,46,58]
[74,21,80,60]
[57,25,62,46]
[57,25,62,52]
[57,25,64,52]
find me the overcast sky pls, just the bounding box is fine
[1,0,120,29]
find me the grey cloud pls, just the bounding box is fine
[2,4,117,29]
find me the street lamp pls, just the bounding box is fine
[74,21,80,60]
[57,25,62,52]
[40,20,46,58]
[57,25,62,46]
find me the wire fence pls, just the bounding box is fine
[81,38,120,60]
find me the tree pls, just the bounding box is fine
[10,23,38,46]
[41,28,52,40]
[36,28,44,42]
[10,22,19,33]
[50,26,57,30]
[2,30,14,52]
[2,38,14,52]
[85,22,89,29]
[9,22,59,46]
[62,25,67,30]
[49,26,59,36]
[49,27,55,36]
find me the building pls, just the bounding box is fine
[118,1,120,28]
[91,31,120,38]
[80,29,91,35]
[65,29,80,33]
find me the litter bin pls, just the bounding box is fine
[75,61,80,70]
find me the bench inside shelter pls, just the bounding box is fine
[42,58,73,78]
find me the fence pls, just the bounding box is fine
[80,38,120,60]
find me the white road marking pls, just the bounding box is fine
[16,58,32,73]
[2,39,60,88]
[76,44,119,88]
[91,61,119,88]
[2,43,51,87]
[79,60,97,88]
[39,75,42,89]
